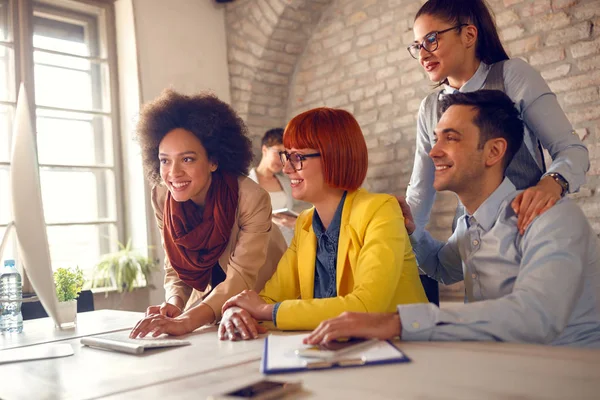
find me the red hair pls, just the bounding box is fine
[283,107,368,191]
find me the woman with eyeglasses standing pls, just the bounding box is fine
[218,107,428,340]
[404,0,588,238]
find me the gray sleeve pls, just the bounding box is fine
[503,58,589,192]
[405,98,437,236]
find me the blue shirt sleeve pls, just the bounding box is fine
[272,302,281,327]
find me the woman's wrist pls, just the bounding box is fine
[182,302,217,331]
[259,303,275,321]
[166,295,185,310]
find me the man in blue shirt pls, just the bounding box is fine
[304,90,600,348]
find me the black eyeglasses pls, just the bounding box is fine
[407,24,468,59]
[279,151,321,171]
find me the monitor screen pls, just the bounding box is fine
[9,84,61,326]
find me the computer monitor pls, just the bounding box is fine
[8,84,61,327]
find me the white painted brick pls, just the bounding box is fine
[501,25,525,42]
[365,82,386,98]
[349,88,365,102]
[570,36,600,59]
[519,0,552,18]
[541,63,571,80]
[356,35,373,47]
[356,18,381,35]
[347,10,368,26]
[566,105,600,124]
[496,10,520,27]
[377,93,393,106]
[507,35,541,55]
[369,148,396,164]
[531,11,570,32]
[529,47,566,66]
[348,60,370,77]
[578,55,600,72]
[546,22,592,46]
[551,0,579,11]
[370,55,387,69]
[400,69,425,85]
[376,66,397,80]
[564,87,600,106]
[358,43,388,59]
[356,109,378,126]
[549,70,600,92]
[331,40,352,56]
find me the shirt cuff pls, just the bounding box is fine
[398,303,438,341]
[272,302,281,327]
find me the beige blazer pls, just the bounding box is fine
[151,176,287,320]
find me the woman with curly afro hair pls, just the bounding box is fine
[130,90,287,338]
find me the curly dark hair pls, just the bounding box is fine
[136,89,252,185]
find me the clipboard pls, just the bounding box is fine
[261,334,411,374]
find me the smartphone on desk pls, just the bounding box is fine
[295,338,378,360]
[208,380,302,400]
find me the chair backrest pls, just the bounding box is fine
[22,290,95,320]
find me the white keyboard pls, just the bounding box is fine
[81,332,191,355]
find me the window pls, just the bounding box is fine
[0,0,122,282]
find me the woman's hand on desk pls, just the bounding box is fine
[129,314,194,338]
[219,306,267,341]
[303,312,402,345]
[221,290,273,321]
[146,302,182,318]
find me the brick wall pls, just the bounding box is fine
[226,0,600,242]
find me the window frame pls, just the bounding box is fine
[1,0,124,291]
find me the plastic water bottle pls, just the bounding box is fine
[0,259,23,334]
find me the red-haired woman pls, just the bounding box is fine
[219,107,428,340]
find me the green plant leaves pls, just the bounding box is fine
[89,238,157,293]
[53,267,84,302]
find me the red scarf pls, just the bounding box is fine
[163,172,239,291]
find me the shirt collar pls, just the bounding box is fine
[470,178,517,232]
[443,61,490,94]
[312,191,347,239]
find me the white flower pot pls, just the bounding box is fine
[56,300,77,329]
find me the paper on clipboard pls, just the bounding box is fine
[261,334,410,374]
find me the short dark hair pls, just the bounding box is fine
[439,90,524,169]
[261,128,284,147]
[136,89,252,185]
[416,0,509,65]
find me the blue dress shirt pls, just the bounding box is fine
[400,179,600,347]
[406,59,590,237]
[312,191,346,298]
[272,192,346,326]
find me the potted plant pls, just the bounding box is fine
[53,266,84,328]
[89,239,157,293]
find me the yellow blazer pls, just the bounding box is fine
[260,189,427,330]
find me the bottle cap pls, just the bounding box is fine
[3,259,15,267]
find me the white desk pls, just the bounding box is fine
[1,311,599,400]
[0,310,143,350]
[103,341,600,400]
